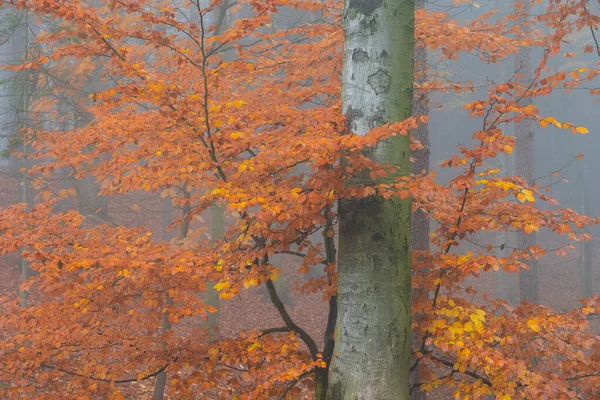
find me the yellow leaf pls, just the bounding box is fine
[247,341,260,352]
[469,314,479,323]
[539,120,548,128]
[233,99,246,109]
[213,119,223,129]
[243,279,258,289]
[214,281,230,292]
[155,151,162,156]
[576,126,589,134]
[231,131,243,139]
[517,189,535,203]
[504,145,513,154]
[527,319,541,332]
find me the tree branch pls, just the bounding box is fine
[265,279,319,360]
[40,363,168,384]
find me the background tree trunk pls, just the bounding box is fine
[328,1,414,399]
[410,0,429,397]
[515,3,538,304]
[13,9,33,308]
[577,165,594,298]
[205,203,224,340]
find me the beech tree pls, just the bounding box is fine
[0,0,598,399]
[328,0,414,398]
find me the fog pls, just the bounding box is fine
[0,0,598,398]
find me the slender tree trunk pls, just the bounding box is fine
[410,0,429,398]
[152,305,171,400]
[17,9,32,308]
[411,0,429,254]
[205,203,224,339]
[514,5,538,304]
[505,230,518,304]
[583,227,593,298]
[328,1,414,399]
[161,197,175,242]
[577,166,593,298]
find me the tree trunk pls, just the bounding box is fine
[161,197,175,242]
[410,0,429,398]
[514,6,538,304]
[577,166,593,298]
[15,9,33,308]
[205,203,224,340]
[152,305,172,400]
[411,0,429,254]
[328,1,414,399]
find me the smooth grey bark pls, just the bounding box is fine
[10,9,33,308]
[0,9,22,163]
[161,197,176,242]
[576,166,594,298]
[205,203,224,340]
[328,1,414,399]
[514,11,539,304]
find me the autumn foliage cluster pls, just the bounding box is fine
[0,0,598,398]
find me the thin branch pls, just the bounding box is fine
[40,363,168,384]
[429,355,493,387]
[259,327,292,338]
